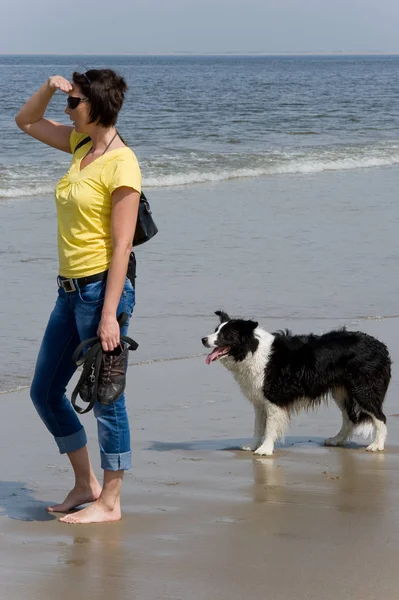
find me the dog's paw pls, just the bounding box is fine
[254,445,274,456]
[241,439,262,452]
[366,442,384,452]
[324,437,344,447]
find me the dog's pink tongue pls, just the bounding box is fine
[206,349,220,365]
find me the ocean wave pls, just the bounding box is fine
[0,184,55,198]
[145,168,265,187]
[0,160,66,199]
[145,151,399,187]
[1,143,399,197]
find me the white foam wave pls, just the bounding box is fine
[0,185,54,199]
[273,154,399,175]
[145,168,266,187]
[145,152,399,188]
[2,146,399,197]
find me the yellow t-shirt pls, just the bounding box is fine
[55,130,142,278]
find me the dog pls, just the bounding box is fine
[202,311,391,455]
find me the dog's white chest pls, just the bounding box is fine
[236,371,264,404]
[224,329,273,406]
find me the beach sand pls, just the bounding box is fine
[0,316,399,599]
[2,164,399,597]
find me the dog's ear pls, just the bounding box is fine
[215,310,230,323]
[246,320,258,331]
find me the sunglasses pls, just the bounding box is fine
[67,96,89,110]
[81,71,92,85]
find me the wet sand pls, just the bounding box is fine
[0,318,398,599]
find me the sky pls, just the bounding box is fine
[1,0,399,55]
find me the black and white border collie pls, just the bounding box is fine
[202,311,391,456]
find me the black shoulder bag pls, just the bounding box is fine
[74,135,158,247]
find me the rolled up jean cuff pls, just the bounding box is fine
[55,427,87,454]
[101,451,132,471]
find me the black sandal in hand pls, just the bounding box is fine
[71,312,139,414]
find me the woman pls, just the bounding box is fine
[15,69,141,524]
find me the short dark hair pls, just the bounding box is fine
[72,69,128,128]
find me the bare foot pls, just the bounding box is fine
[47,482,102,513]
[59,499,121,524]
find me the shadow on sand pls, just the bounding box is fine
[0,480,56,522]
[147,436,366,453]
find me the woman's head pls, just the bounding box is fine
[66,68,128,131]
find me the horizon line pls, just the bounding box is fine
[2,51,399,57]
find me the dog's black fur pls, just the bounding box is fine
[265,327,390,423]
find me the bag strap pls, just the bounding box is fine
[71,312,139,414]
[73,136,91,153]
[73,129,126,154]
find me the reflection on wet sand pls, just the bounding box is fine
[251,445,388,516]
[33,526,131,600]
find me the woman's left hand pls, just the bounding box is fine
[97,314,120,352]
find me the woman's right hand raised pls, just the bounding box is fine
[15,75,74,152]
[47,76,73,94]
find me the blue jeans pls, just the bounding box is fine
[30,277,135,471]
